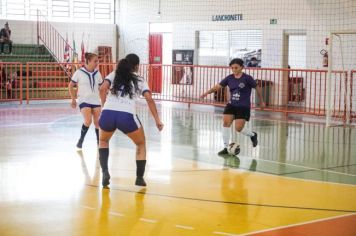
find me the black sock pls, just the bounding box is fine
[95,128,99,144]
[99,148,109,173]
[136,160,146,177]
[79,124,89,141]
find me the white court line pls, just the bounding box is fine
[139,218,157,223]
[226,157,356,187]
[152,139,356,178]
[109,211,124,217]
[213,231,238,236]
[239,213,356,236]
[175,225,194,230]
[0,122,54,128]
[80,205,96,210]
[252,157,356,177]
[0,120,80,128]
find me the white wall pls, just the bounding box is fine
[117,0,356,69]
[0,19,116,61]
[116,0,356,113]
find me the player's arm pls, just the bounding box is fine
[200,84,223,98]
[99,80,110,107]
[143,91,164,131]
[68,81,77,109]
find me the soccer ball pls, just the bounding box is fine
[228,143,240,155]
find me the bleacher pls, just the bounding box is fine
[0,44,70,101]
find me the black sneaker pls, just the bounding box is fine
[250,132,258,147]
[102,171,110,188]
[135,177,147,186]
[218,148,229,155]
[76,139,83,149]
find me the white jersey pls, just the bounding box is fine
[102,71,150,114]
[71,67,103,105]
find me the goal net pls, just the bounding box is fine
[326,31,356,126]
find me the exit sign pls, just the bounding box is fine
[270,19,277,24]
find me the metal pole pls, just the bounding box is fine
[326,33,333,126]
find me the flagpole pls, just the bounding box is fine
[87,34,90,52]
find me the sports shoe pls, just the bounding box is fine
[76,139,83,149]
[250,132,258,147]
[218,148,228,155]
[135,177,147,186]
[102,171,110,188]
[231,146,240,156]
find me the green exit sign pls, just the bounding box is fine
[270,19,277,24]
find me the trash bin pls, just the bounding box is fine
[288,77,304,102]
[255,79,272,106]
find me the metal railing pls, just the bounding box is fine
[0,62,23,104]
[37,10,74,63]
[1,62,354,124]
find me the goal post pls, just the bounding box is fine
[326,31,356,127]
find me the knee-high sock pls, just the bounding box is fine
[95,128,99,144]
[99,148,109,173]
[222,127,230,148]
[79,124,89,141]
[136,160,146,177]
[240,126,254,137]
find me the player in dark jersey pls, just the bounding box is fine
[200,58,265,155]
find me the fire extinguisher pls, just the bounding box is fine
[320,49,328,67]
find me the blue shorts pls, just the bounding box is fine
[79,102,101,110]
[99,110,142,134]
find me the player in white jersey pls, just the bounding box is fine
[68,52,103,149]
[98,54,163,188]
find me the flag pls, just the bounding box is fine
[64,33,70,63]
[72,32,78,63]
[81,33,85,63]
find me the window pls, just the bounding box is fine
[198,30,262,66]
[73,0,90,19]
[94,1,111,21]
[6,0,25,17]
[52,0,70,17]
[30,0,48,18]
[0,0,114,24]
[229,30,262,65]
[199,31,229,57]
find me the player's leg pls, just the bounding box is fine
[234,108,258,147]
[77,105,92,149]
[98,129,115,188]
[126,126,147,186]
[219,105,234,155]
[98,110,116,188]
[113,112,147,186]
[92,106,101,145]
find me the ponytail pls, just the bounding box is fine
[111,58,139,98]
